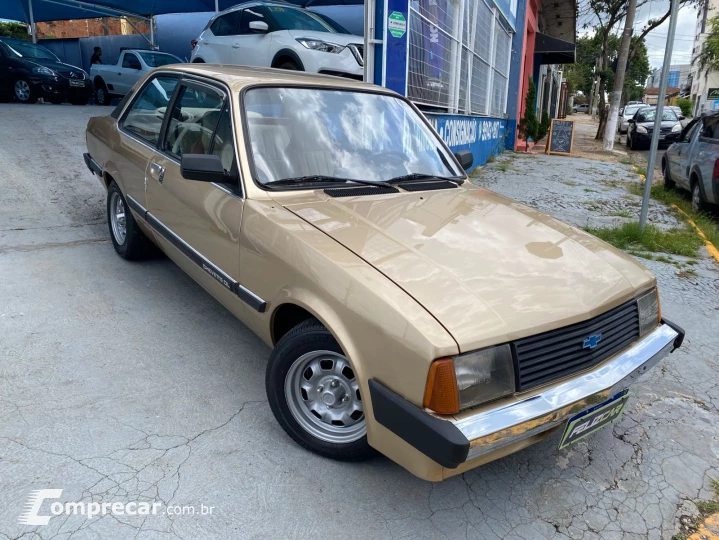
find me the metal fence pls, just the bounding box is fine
[407,0,512,118]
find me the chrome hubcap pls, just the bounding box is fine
[109,192,127,245]
[693,186,701,212]
[15,80,30,101]
[285,351,365,443]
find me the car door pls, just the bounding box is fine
[0,43,11,99]
[203,10,242,63]
[693,117,719,202]
[117,74,180,209]
[145,77,248,315]
[116,52,142,94]
[668,118,700,187]
[230,7,274,67]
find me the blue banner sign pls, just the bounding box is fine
[425,114,507,171]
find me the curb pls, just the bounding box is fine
[688,512,719,540]
[672,204,719,264]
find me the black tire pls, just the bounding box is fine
[192,58,205,63]
[107,182,152,260]
[95,79,111,105]
[628,133,633,149]
[691,181,706,213]
[662,158,676,189]
[13,77,36,104]
[266,318,375,462]
[279,60,300,71]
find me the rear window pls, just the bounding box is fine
[210,11,240,36]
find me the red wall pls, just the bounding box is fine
[515,0,539,149]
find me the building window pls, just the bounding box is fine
[668,70,680,87]
[407,0,513,117]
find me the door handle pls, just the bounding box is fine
[149,162,165,184]
[232,43,241,49]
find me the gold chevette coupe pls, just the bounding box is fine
[84,64,684,481]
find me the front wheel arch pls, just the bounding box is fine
[271,49,305,71]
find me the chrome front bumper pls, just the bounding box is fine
[453,322,681,462]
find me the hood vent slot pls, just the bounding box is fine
[324,186,399,197]
[399,181,459,192]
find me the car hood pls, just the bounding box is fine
[287,29,363,45]
[26,57,84,74]
[283,185,655,352]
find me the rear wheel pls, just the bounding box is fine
[691,181,706,213]
[14,78,35,103]
[266,318,374,461]
[662,158,675,189]
[192,58,205,63]
[107,182,152,260]
[628,132,633,149]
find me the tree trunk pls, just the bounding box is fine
[604,0,638,150]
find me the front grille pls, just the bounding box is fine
[58,70,85,80]
[514,300,640,391]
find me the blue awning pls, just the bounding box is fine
[4,0,306,23]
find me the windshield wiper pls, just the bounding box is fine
[265,175,393,189]
[388,173,463,184]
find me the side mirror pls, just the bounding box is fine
[678,114,685,120]
[181,154,228,183]
[628,119,635,124]
[454,150,473,171]
[249,21,269,33]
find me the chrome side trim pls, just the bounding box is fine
[452,323,679,461]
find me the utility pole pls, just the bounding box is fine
[604,0,637,150]
[640,0,679,230]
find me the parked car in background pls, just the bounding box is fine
[663,112,719,212]
[83,63,683,481]
[190,1,364,80]
[618,103,643,134]
[91,49,183,105]
[573,103,589,113]
[667,105,686,121]
[627,106,682,150]
[0,37,92,105]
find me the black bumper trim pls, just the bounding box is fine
[83,153,102,176]
[661,318,685,351]
[368,379,469,469]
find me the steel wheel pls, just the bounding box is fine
[284,351,365,444]
[692,183,704,213]
[14,80,31,102]
[96,87,106,104]
[109,191,127,245]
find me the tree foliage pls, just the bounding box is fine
[0,21,29,40]
[676,98,694,117]
[518,77,539,141]
[696,15,719,72]
[537,110,551,142]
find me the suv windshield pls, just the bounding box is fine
[267,5,336,32]
[2,40,58,61]
[635,109,678,122]
[244,87,462,186]
[138,52,181,67]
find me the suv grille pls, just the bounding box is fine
[58,70,85,80]
[514,300,640,391]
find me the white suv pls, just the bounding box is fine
[190,1,364,80]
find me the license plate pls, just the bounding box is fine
[69,80,85,87]
[659,135,665,140]
[558,391,629,449]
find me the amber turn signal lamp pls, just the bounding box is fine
[423,358,460,414]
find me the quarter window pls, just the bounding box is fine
[164,85,225,158]
[701,119,719,140]
[210,11,240,36]
[122,53,141,70]
[121,76,179,146]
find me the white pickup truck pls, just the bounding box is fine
[90,50,182,105]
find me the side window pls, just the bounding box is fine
[121,76,179,146]
[680,119,700,143]
[700,120,719,140]
[164,84,225,158]
[211,107,237,175]
[122,53,141,70]
[238,7,268,34]
[210,11,240,36]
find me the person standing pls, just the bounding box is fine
[90,47,102,65]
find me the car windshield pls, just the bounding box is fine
[624,106,641,117]
[635,109,678,122]
[267,5,336,32]
[244,87,462,186]
[138,52,181,67]
[3,40,58,61]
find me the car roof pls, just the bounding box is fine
[157,63,393,94]
[215,0,305,16]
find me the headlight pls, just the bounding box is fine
[637,288,660,337]
[32,66,55,76]
[296,38,345,54]
[636,125,648,134]
[423,345,515,414]
[672,123,682,132]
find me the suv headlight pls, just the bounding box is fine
[636,125,648,134]
[637,288,660,337]
[32,66,56,76]
[296,38,345,54]
[672,123,682,132]
[423,345,515,414]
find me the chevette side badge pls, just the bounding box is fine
[583,333,602,350]
[202,263,232,291]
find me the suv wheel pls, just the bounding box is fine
[266,318,374,461]
[691,181,706,213]
[662,158,675,189]
[279,60,301,71]
[14,78,35,103]
[107,182,152,260]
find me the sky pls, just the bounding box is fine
[580,0,699,69]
